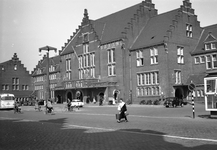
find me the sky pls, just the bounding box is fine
[0,0,217,72]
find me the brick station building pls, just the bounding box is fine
[53,0,207,104]
[31,0,216,105]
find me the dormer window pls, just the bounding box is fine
[211,43,216,49]
[205,42,217,50]
[205,43,211,50]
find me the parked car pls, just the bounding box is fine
[71,99,84,107]
[163,97,185,108]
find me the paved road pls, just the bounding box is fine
[0,103,217,150]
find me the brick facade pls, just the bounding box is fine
[0,53,33,102]
[31,0,216,105]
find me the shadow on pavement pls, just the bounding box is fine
[39,118,68,124]
[198,114,217,119]
[1,118,217,150]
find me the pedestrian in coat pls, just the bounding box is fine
[117,98,128,123]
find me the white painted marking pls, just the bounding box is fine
[68,124,115,131]
[66,123,217,143]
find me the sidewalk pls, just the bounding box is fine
[21,103,164,112]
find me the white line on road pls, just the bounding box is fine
[66,123,217,143]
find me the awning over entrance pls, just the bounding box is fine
[55,79,118,91]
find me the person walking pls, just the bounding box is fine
[67,98,71,111]
[117,98,128,123]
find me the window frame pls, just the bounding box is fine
[150,47,158,65]
[136,50,144,67]
[177,46,184,64]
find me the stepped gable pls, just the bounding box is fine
[131,0,199,50]
[131,9,179,50]
[191,24,217,55]
[61,9,94,56]
[180,0,195,15]
[92,0,156,45]
[1,53,30,74]
[61,0,156,55]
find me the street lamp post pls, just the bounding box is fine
[39,46,57,109]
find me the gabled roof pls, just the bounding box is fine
[61,1,156,55]
[191,24,217,55]
[92,3,144,44]
[0,53,30,74]
[32,55,60,76]
[131,9,179,50]
[204,34,216,43]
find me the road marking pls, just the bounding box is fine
[1,117,217,143]
[66,123,217,143]
[67,124,115,131]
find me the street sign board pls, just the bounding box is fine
[188,83,196,92]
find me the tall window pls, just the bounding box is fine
[136,50,144,66]
[83,44,89,54]
[186,24,193,38]
[212,54,217,69]
[108,48,116,76]
[150,47,158,65]
[78,50,95,79]
[66,59,71,71]
[137,71,159,86]
[206,55,212,69]
[83,33,89,43]
[177,46,184,64]
[174,70,181,84]
[136,71,160,97]
[12,78,19,90]
[66,59,71,80]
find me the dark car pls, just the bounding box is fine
[163,97,185,108]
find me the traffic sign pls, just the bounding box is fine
[188,83,195,92]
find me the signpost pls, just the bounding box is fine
[188,82,196,119]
